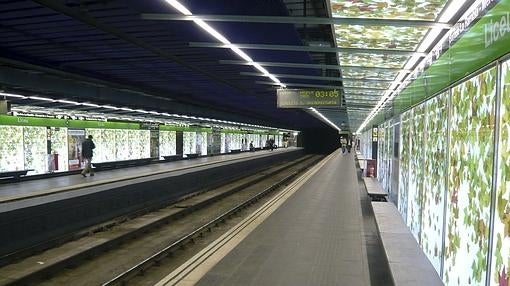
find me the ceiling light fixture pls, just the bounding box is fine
[58,99,80,105]
[309,107,342,132]
[162,0,285,87]
[29,96,55,102]
[439,0,469,22]
[0,92,27,99]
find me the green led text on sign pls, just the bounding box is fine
[277,89,341,108]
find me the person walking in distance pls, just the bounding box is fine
[81,135,96,177]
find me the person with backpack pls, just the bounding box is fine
[81,135,96,177]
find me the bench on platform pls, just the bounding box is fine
[230,149,242,154]
[0,169,34,180]
[184,153,199,159]
[363,177,388,201]
[372,202,443,286]
[93,157,158,170]
[162,154,183,162]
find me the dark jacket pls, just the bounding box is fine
[82,139,96,158]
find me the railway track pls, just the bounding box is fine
[0,154,322,286]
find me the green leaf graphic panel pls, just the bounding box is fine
[399,110,411,221]
[85,129,118,163]
[491,59,510,286]
[159,131,177,157]
[115,129,129,160]
[339,54,408,68]
[345,89,385,96]
[0,125,24,172]
[421,91,448,273]
[342,80,390,89]
[378,122,386,184]
[444,67,496,286]
[23,126,47,174]
[197,132,208,155]
[342,69,398,80]
[183,131,197,155]
[335,25,428,50]
[408,104,426,241]
[49,127,69,172]
[330,0,448,20]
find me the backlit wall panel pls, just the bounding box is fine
[421,92,448,273]
[0,125,24,172]
[491,59,510,286]
[444,67,496,286]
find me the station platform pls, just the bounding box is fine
[157,150,371,286]
[0,147,301,203]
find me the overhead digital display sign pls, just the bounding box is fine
[276,89,342,108]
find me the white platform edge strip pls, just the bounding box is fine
[155,150,339,286]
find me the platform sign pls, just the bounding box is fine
[277,89,342,108]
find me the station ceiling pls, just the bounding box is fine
[0,0,474,132]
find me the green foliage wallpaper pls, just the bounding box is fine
[159,131,177,157]
[221,133,227,153]
[421,91,448,273]
[231,133,242,150]
[23,126,47,174]
[377,123,386,182]
[197,132,207,155]
[0,125,24,172]
[124,130,150,159]
[85,129,106,162]
[360,129,372,160]
[492,59,510,286]
[49,127,69,172]
[115,129,130,160]
[444,67,496,286]
[408,105,426,241]
[330,0,448,21]
[398,110,411,222]
[377,120,394,195]
[183,131,197,155]
[102,130,117,162]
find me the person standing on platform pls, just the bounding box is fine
[340,137,347,154]
[249,141,254,151]
[81,135,96,177]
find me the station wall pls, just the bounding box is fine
[372,58,510,285]
[0,117,284,175]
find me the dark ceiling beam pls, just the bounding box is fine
[256,81,342,89]
[219,60,407,72]
[190,42,425,56]
[256,81,387,92]
[141,14,452,29]
[240,72,392,83]
[30,0,258,99]
[0,65,269,125]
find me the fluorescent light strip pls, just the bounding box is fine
[162,0,285,87]
[29,96,55,102]
[309,107,342,132]
[58,99,80,105]
[439,0,469,22]
[0,92,27,99]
